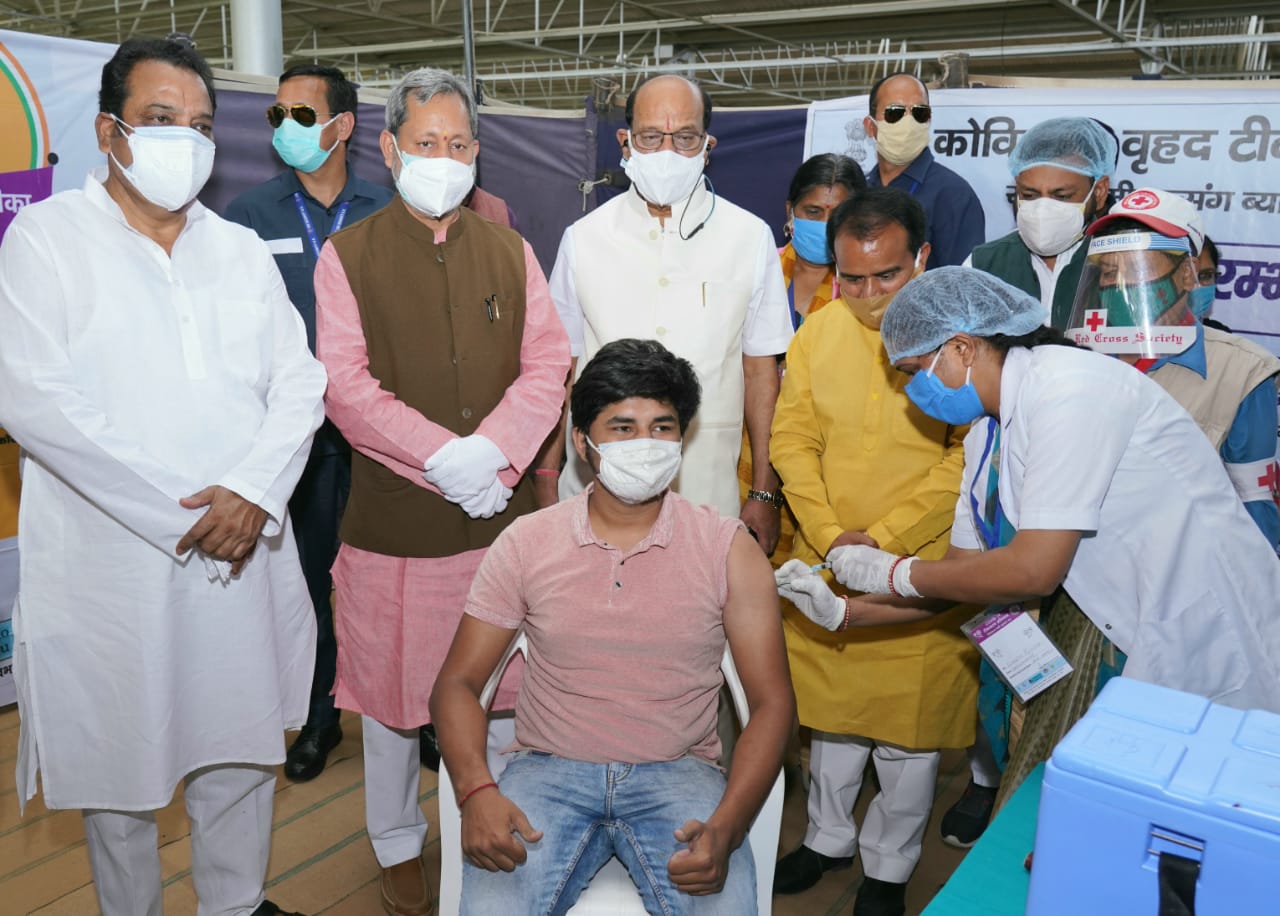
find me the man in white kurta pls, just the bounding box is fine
[0,39,325,916]
[544,76,793,550]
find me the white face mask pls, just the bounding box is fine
[1016,191,1092,257]
[873,117,930,166]
[110,116,215,211]
[623,133,708,206]
[394,149,476,218]
[588,436,682,505]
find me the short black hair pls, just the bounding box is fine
[1202,235,1220,269]
[827,187,928,259]
[788,153,867,206]
[99,37,217,119]
[571,339,702,435]
[624,76,713,132]
[867,72,928,117]
[280,63,359,128]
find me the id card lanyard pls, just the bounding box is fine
[960,417,1073,703]
[293,192,350,259]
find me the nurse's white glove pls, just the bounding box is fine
[828,545,920,598]
[458,478,513,520]
[424,435,509,499]
[775,560,847,631]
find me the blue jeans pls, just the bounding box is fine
[461,753,757,916]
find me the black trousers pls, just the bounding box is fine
[288,429,351,730]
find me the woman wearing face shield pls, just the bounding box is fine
[777,266,1280,803]
[738,154,867,563]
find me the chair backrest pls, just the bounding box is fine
[436,628,783,916]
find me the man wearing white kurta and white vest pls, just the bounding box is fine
[542,75,793,554]
[0,39,325,916]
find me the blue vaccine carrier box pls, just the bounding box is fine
[1026,677,1280,915]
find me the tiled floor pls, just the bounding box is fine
[0,707,973,915]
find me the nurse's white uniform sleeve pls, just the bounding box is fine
[0,216,202,557]
[215,241,327,536]
[1015,364,1137,532]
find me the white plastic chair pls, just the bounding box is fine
[436,628,784,915]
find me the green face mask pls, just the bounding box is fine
[1097,268,1182,327]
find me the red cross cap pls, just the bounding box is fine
[1085,310,1106,331]
[1122,190,1161,210]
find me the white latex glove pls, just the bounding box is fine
[423,435,509,499]
[458,477,513,520]
[827,545,919,597]
[775,560,846,631]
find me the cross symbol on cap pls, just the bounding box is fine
[1086,310,1106,332]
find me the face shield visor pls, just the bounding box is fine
[1065,231,1196,358]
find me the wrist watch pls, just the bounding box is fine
[746,488,785,510]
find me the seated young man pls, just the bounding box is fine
[430,338,796,915]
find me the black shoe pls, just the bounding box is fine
[852,877,907,916]
[939,779,998,848]
[251,900,306,916]
[283,724,343,783]
[773,844,854,895]
[419,723,441,772]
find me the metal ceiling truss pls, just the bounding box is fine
[0,0,1275,108]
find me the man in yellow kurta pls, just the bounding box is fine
[770,188,978,916]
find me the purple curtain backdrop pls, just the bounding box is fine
[201,87,807,274]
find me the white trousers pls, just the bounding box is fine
[803,732,940,883]
[967,716,1003,788]
[363,713,516,868]
[82,764,275,916]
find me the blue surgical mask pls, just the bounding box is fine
[272,116,339,173]
[1188,284,1216,320]
[791,217,832,264]
[905,348,986,425]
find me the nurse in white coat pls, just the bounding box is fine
[780,267,1280,724]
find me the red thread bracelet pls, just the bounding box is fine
[533,468,559,477]
[458,781,498,810]
[887,557,907,597]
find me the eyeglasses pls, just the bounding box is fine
[630,129,705,153]
[266,103,333,129]
[881,104,931,125]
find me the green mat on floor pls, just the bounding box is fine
[922,764,1044,916]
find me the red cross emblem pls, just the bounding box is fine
[1259,462,1280,504]
[1085,310,1106,331]
[1123,190,1160,210]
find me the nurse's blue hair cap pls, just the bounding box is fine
[881,267,1048,363]
[1008,117,1118,180]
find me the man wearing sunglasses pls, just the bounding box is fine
[225,64,392,786]
[863,73,985,270]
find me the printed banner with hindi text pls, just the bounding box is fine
[806,85,1280,357]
